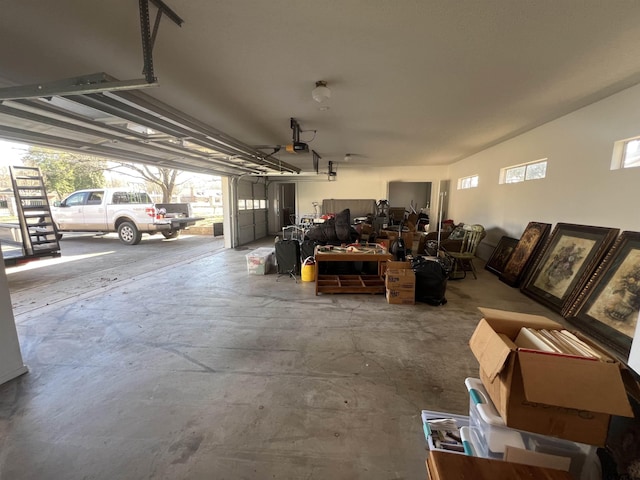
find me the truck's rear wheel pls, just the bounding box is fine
[162,230,180,239]
[118,222,142,245]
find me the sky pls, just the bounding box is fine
[0,140,28,167]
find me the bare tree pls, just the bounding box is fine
[112,164,186,203]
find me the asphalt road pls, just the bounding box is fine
[5,232,225,317]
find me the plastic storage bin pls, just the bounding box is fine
[246,247,275,275]
[465,377,600,480]
[465,377,525,459]
[421,409,477,456]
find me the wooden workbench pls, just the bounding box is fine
[314,245,392,295]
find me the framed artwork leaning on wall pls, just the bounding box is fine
[566,231,640,359]
[485,236,518,276]
[521,223,619,316]
[500,222,551,287]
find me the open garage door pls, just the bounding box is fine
[0,77,300,178]
[0,78,301,254]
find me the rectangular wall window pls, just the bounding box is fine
[612,137,640,169]
[624,139,640,168]
[457,174,479,190]
[501,159,547,184]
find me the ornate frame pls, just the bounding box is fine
[500,222,551,287]
[485,236,518,276]
[566,231,640,358]
[521,223,619,316]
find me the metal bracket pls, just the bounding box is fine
[0,0,183,100]
[290,117,301,143]
[312,149,321,174]
[140,0,183,83]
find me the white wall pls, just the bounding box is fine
[447,83,640,258]
[271,84,640,254]
[292,165,449,222]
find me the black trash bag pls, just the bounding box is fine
[412,255,451,306]
[306,217,337,242]
[305,209,360,244]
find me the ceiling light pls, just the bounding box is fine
[312,80,331,103]
[344,153,351,162]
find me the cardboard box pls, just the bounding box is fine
[386,287,415,305]
[381,229,414,249]
[380,259,409,276]
[385,268,415,289]
[386,261,412,270]
[245,247,275,275]
[468,307,634,446]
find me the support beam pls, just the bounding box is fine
[0,73,157,101]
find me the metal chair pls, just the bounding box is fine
[447,224,485,279]
[281,225,306,242]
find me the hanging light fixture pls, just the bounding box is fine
[312,80,331,103]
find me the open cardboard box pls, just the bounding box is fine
[469,307,636,446]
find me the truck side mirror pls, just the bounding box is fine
[53,200,61,207]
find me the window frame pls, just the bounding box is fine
[611,136,640,170]
[500,158,548,184]
[457,174,479,190]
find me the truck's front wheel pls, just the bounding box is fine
[118,221,142,245]
[162,230,180,239]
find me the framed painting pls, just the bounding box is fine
[485,236,518,276]
[500,222,551,287]
[521,223,619,316]
[566,231,640,359]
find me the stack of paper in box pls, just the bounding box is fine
[385,261,415,304]
[514,327,614,361]
[468,307,636,446]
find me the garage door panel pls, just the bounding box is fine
[254,210,267,238]
[236,179,268,246]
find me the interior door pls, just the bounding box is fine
[388,181,432,227]
[280,183,296,228]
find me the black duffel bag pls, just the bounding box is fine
[412,255,452,306]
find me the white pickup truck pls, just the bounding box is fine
[51,188,203,245]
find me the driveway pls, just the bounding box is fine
[5,232,225,316]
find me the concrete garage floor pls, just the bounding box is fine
[0,233,567,480]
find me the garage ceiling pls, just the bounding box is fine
[0,74,301,176]
[2,1,640,176]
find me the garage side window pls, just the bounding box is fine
[611,136,640,169]
[500,159,547,184]
[457,174,478,190]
